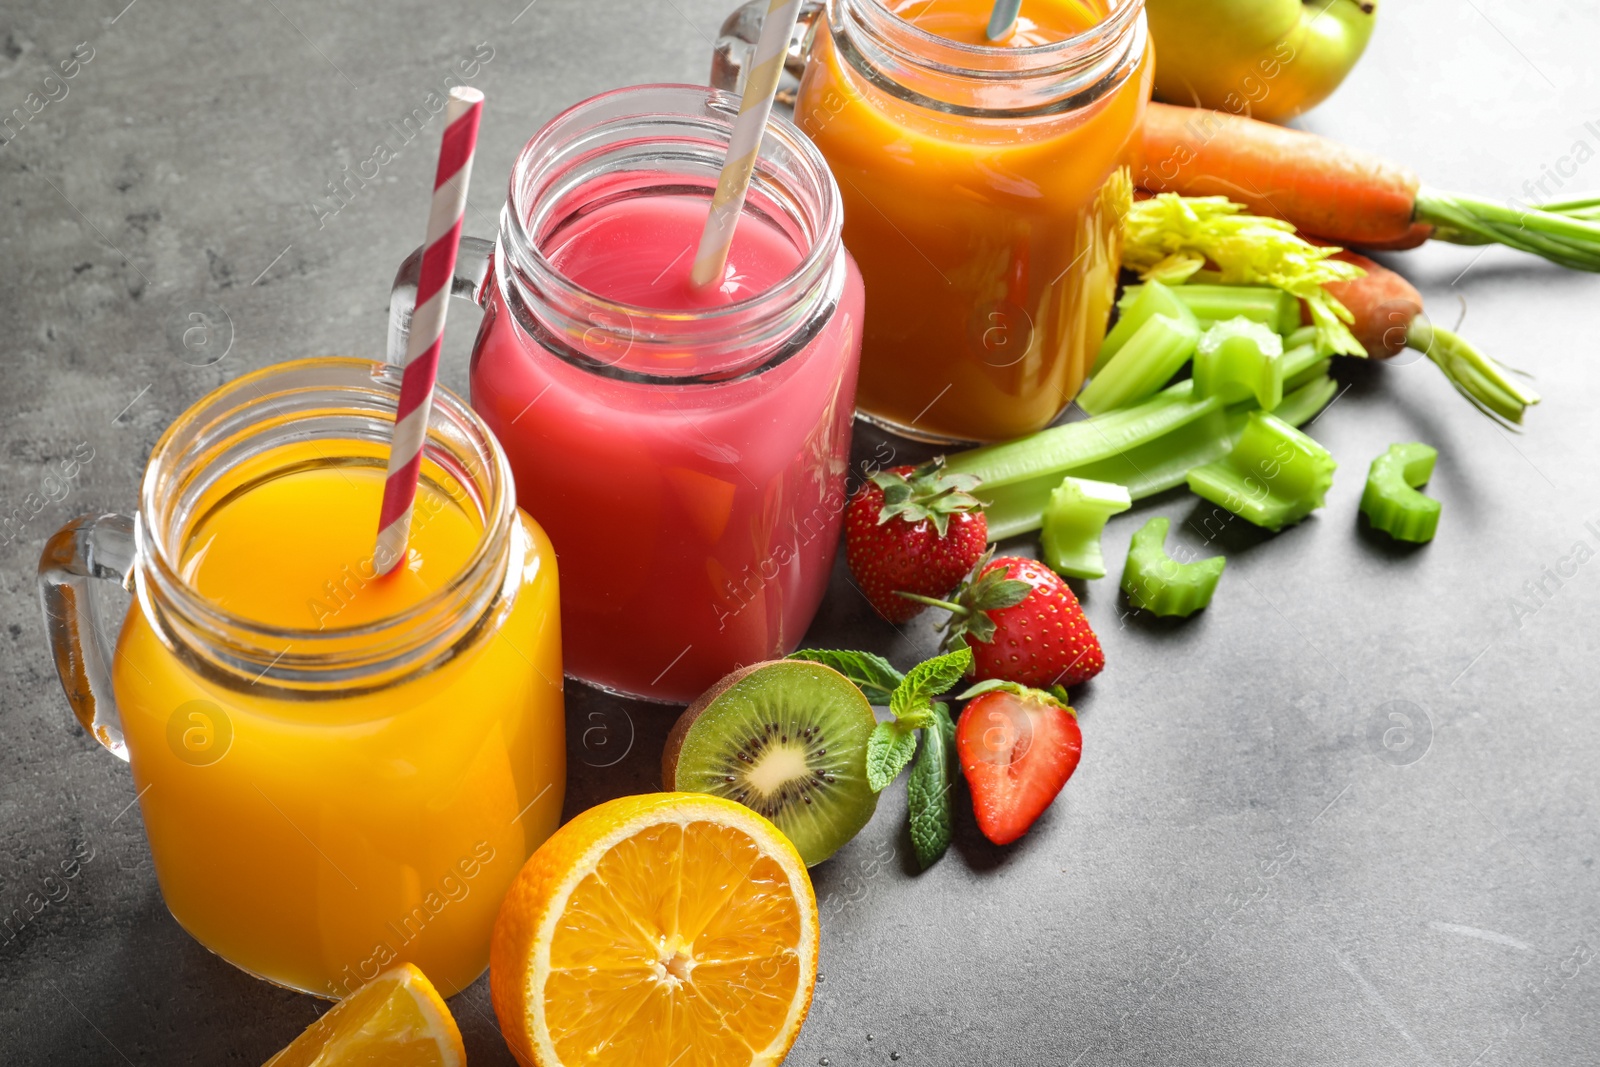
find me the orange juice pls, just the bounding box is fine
[99,365,564,998]
[796,0,1153,441]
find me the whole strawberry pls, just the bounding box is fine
[844,458,988,624]
[937,553,1104,688]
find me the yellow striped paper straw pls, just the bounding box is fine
[690,0,805,290]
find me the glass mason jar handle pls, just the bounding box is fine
[37,513,137,760]
[710,0,823,95]
[386,235,497,364]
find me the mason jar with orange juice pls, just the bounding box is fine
[37,358,564,997]
[791,0,1152,442]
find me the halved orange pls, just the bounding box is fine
[264,962,464,1067]
[490,792,820,1067]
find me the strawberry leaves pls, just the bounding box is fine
[938,550,1031,649]
[955,679,1074,710]
[869,458,982,538]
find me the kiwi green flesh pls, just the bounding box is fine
[666,660,878,866]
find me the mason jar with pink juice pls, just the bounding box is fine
[390,84,864,703]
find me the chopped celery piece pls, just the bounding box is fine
[1077,313,1201,415]
[1360,442,1441,543]
[945,373,1338,540]
[1119,283,1300,336]
[1193,317,1284,410]
[1041,477,1132,579]
[1121,516,1226,618]
[1095,279,1197,374]
[1186,412,1336,530]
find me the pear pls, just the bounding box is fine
[1146,0,1378,124]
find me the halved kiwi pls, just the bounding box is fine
[663,660,879,867]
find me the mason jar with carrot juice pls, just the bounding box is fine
[37,359,564,997]
[794,0,1152,442]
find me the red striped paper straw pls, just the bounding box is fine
[376,86,483,576]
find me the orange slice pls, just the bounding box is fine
[490,792,820,1067]
[263,963,464,1067]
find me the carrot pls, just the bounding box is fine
[1139,102,1600,271]
[1311,250,1422,358]
[1141,102,1419,245]
[1347,222,1434,252]
[1303,249,1539,424]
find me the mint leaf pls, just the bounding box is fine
[866,720,918,792]
[889,647,973,721]
[786,648,904,704]
[907,703,957,871]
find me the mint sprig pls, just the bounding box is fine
[866,647,972,791]
[788,645,977,874]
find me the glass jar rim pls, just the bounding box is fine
[497,82,847,384]
[136,357,518,690]
[855,0,1144,62]
[826,0,1146,118]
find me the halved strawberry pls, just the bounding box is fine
[955,681,1082,845]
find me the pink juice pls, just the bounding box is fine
[471,189,865,703]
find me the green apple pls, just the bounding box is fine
[1146,0,1378,123]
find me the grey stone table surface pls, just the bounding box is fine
[2,0,1599,1063]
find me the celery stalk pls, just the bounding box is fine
[947,375,1338,540]
[1041,477,1132,579]
[1273,375,1338,425]
[1119,283,1300,336]
[1278,342,1322,384]
[1284,357,1333,394]
[1284,325,1317,351]
[948,384,1224,538]
[1069,377,1335,503]
[1095,279,1197,374]
[1186,413,1337,531]
[1077,313,1202,415]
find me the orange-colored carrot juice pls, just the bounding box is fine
[112,441,563,997]
[796,0,1152,441]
